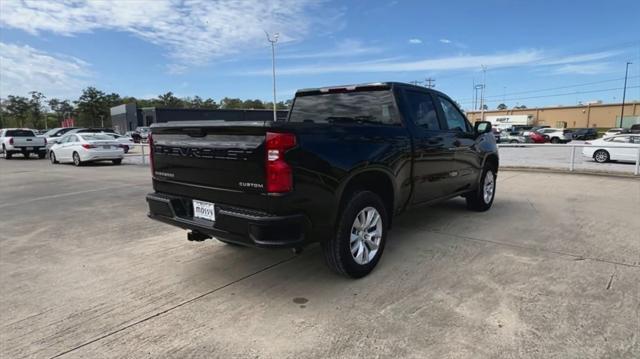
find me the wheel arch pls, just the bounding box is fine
[336,168,397,228]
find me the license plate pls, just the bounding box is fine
[193,200,215,221]
[103,145,111,149]
[26,147,33,150]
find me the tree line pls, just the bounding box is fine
[0,87,291,129]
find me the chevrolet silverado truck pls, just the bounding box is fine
[146,82,499,278]
[1,128,47,159]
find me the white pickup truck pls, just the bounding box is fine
[1,128,48,159]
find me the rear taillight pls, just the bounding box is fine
[8,137,13,145]
[265,132,296,193]
[148,133,155,176]
[81,144,95,149]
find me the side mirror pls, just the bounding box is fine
[474,121,492,135]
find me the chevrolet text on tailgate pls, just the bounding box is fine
[146,82,499,278]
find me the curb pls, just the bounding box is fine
[500,166,640,179]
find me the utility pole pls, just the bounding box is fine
[425,77,436,88]
[620,61,632,128]
[480,65,487,121]
[265,31,279,122]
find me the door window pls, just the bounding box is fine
[438,96,470,132]
[403,90,440,130]
[608,136,630,143]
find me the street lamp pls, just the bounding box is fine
[265,31,279,122]
[620,61,632,128]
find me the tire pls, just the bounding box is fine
[2,145,10,159]
[550,137,560,144]
[466,166,497,212]
[23,152,30,159]
[322,190,388,278]
[593,150,609,163]
[50,151,59,164]
[72,152,82,166]
[38,151,46,159]
[112,159,122,165]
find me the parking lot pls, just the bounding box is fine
[1,159,638,358]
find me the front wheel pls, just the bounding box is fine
[322,190,388,278]
[593,150,609,163]
[112,159,122,165]
[550,137,560,144]
[466,167,497,212]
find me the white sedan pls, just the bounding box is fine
[582,134,640,163]
[49,133,125,166]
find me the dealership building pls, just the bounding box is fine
[466,101,640,129]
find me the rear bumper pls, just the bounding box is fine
[80,150,124,161]
[146,192,311,248]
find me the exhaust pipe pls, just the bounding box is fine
[187,230,210,242]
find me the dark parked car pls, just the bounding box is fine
[146,82,499,278]
[571,128,598,140]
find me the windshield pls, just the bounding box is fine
[79,134,114,141]
[290,90,399,125]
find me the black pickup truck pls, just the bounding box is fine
[146,82,499,278]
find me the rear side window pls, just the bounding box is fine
[290,90,399,125]
[403,90,440,130]
[438,97,471,132]
[5,130,35,137]
[607,136,630,143]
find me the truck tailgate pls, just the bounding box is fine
[13,137,45,147]
[150,121,270,211]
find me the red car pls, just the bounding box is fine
[528,131,547,143]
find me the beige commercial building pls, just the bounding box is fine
[466,101,640,129]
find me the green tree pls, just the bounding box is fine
[48,98,74,126]
[75,87,109,127]
[220,97,243,109]
[156,92,183,107]
[243,99,265,109]
[28,91,46,128]
[5,95,31,127]
[497,103,507,110]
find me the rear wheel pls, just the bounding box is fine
[322,190,387,278]
[466,166,497,212]
[72,152,82,166]
[112,159,122,165]
[50,151,59,164]
[22,152,30,159]
[2,145,10,159]
[550,137,560,144]
[38,151,46,159]
[593,150,609,163]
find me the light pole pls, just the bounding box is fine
[480,65,487,121]
[265,31,279,122]
[620,61,632,128]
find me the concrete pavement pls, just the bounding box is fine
[1,159,638,358]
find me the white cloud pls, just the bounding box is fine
[540,50,622,66]
[279,40,381,60]
[552,62,614,75]
[408,38,422,44]
[0,42,91,98]
[439,39,452,44]
[0,0,340,70]
[247,50,545,75]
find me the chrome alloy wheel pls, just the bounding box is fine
[483,170,495,204]
[350,206,383,265]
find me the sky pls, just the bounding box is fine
[0,0,639,110]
